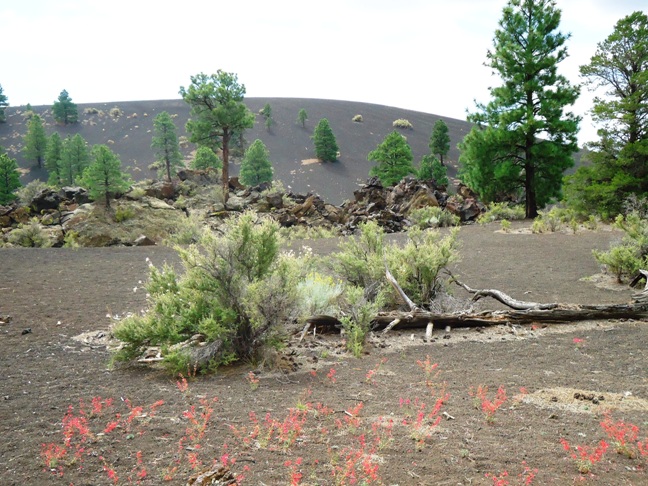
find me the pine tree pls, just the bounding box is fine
[0,84,8,123]
[429,119,450,165]
[191,146,222,170]
[45,133,64,185]
[60,134,90,185]
[23,114,48,168]
[52,89,78,125]
[312,118,339,162]
[418,154,448,186]
[564,11,648,216]
[260,103,272,130]
[239,139,273,186]
[180,71,255,202]
[79,145,131,208]
[0,153,21,204]
[458,0,580,218]
[151,111,183,182]
[368,131,416,186]
[297,109,308,128]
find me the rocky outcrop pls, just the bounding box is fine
[1,176,485,247]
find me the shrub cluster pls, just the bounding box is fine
[477,202,525,224]
[112,216,461,371]
[352,114,363,122]
[392,118,413,129]
[593,212,648,282]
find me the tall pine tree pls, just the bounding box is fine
[52,89,78,125]
[60,134,90,185]
[80,145,131,208]
[368,131,416,186]
[239,139,273,186]
[312,118,339,162]
[458,0,580,218]
[0,153,21,204]
[180,71,255,202]
[23,114,48,168]
[151,111,183,182]
[45,132,64,185]
[0,84,8,123]
[429,119,450,165]
[564,11,648,216]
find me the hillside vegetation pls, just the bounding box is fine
[0,98,474,205]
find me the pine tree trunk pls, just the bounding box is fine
[222,129,230,202]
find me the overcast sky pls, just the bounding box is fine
[2,1,645,145]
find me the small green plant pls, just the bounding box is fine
[585,215,599,231]
[126,186,146,200]
[569,217,579,234]
[164,212,205,245]
[477,202,525,224]
[392,118,413,129]
[114,205,136,222]
[63,230,80,248]
[352,114,363,122]
[409,206,459,229]
[339,285,385,357]
[500,219,511,232]
[7,218,52,247]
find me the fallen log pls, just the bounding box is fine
[371,302,648,330]
[448,271,558,310]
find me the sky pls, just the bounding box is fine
[1,0,645,145]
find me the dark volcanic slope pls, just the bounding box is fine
[0,98,473,204]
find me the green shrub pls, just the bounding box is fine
[500,219,511,232]
[392,119,413,129]
[279,225,339,241]
[477,203,525,224]
[593,245,643,283]
[126,187,146,200]
[409,206,459,229]
[63,230,80,248]
[164,213,205,245]
[331,221,460,308]
[352,114,363,122]
[339,285,385,357]
[84,107,100,115]
[111,211,303,372]
[15,180,49,206]
[531,208,571,233]
[114,205,136,222]
[593,212,648,282]
[296,273,344,317]
[109,107,123,118]
[7,218,52,247]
